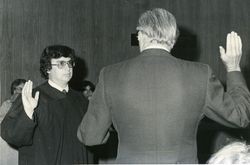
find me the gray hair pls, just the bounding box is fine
[136,8,179,46]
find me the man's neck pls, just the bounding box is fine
[48,79,69,92]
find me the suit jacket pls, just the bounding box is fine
[77,49,250,164]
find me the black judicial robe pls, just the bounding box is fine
[1,82,93,165]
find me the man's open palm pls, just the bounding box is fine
[22,80,39,119]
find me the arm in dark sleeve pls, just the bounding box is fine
[204,66,250,128]
[0,100,11,136]
[1,95,37,147]
[77,68,112,146]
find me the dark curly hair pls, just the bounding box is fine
[81,80,95,92]
[40,45,76,79]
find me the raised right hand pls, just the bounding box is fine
[219,31,242,72]
[22,80,39,119]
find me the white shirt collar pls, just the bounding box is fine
[144,45,170,52]
[48,80,69,92]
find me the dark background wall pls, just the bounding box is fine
[1,0,250,102]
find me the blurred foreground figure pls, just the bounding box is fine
[208,142,250,164]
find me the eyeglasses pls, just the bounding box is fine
[51,60,75,69]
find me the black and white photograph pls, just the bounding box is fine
[1,0,250,164]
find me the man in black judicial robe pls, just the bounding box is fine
[1,45,93,165]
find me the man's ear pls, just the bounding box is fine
[168,39,176,50]
[47,69,51,74]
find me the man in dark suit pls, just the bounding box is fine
[77,8,250,164]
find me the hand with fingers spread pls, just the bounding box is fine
[219,31,242,72]
[22,80,40,119]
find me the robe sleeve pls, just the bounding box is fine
[0,100,11,123]
[77,68,112,146]
[1,94,37,147]
[204,66,250,128]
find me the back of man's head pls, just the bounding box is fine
[136,8,179,48]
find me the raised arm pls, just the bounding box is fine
[204,31,250,128]
[22,80,39,119]
[219,31,242,72]
[1,80,39,147]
